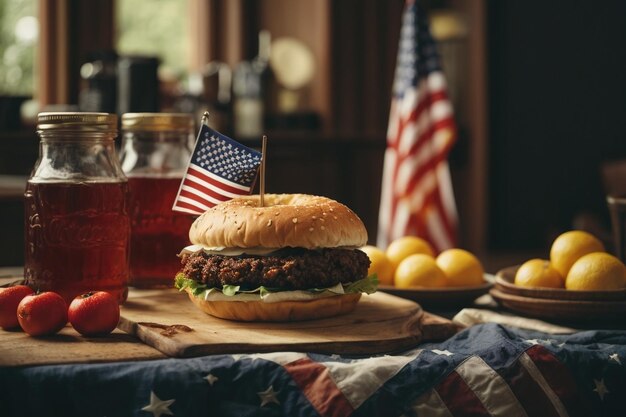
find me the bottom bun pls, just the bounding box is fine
[184,288,362,322]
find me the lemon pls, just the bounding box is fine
[514,259,563,288]
[550,230,605,278]
[566,252,626,290]
[435,248,485,287]
[386,236,435,272]
[394,254,447,288]
[360,245,394,285]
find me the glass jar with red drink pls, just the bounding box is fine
[119,113,195,288]
[24,112,130,304]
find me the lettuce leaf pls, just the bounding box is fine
[174,273,378,299]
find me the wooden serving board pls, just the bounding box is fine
[0,327,166,367]
[118,289,458,358]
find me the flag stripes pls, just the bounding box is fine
[524,345,593,417]
[436,370,491,416]
[410,344,591,417]
[515,352,569,417]
[172,125,262,215]
[377,1,458,252]
[283,358,354,417]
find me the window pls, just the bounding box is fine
[0,0,38,95]
[115,0,190,80]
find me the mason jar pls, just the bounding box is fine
[24,112,130,304]
[119,113,195,288]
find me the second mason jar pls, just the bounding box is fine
[119,113,195,288]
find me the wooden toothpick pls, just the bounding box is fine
[260,135,267,207]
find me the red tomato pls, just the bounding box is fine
[0,285,34,329]
[17,292,68,336]
[68,291,120,336]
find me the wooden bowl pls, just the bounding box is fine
[495,266,626,301]
[492,265,626,324]
[490,287,626,323]
[378,275,494,309]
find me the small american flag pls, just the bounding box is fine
[377,0,458,252]
[172,124,262,215]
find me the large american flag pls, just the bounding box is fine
[377,0,458,252]
[3,324,624,416]
[172,125,262,215]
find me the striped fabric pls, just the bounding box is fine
[377,0,458,252]
[2,324,624,416]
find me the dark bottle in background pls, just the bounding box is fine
[117,56,160,114]
[233,30,278,138]
[78,50,118,113]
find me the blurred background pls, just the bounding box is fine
[1,0,626,271]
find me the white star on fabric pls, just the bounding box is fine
[141,391,175,417]
[524,339,541,345]
[330,354,341,360]
[593,379,610,401]
[205,374,219,386]
[257,385,280,407]
[609,353,622,365]
[431,349,453,356]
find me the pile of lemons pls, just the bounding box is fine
[361,236,485,288]
[514,230,626,291]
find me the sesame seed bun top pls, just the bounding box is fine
[188,194,368,249]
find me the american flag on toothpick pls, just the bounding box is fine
[377,0,458,252]
[172,120,262,215]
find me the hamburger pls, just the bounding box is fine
[174,193,377,321]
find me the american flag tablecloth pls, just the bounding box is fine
[1,323,625,417]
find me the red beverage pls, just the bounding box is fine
[24,181,130,304]
[127,176,195,287]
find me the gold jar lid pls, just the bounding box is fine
[37,112,118,132]
[121,113,194,132]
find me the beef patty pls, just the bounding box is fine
[180,247,371,290]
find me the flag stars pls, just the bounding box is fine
[257,385,280,407]
[141,391,175,417]
[431,349,453,356]
[523,339,541,345]
[609,353,621,365]
[593,379,610,401]
[205,373,219,386]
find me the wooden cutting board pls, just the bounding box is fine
[118,289,459,358]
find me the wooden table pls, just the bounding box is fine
[2,269,623,417]
[0,269,458,367]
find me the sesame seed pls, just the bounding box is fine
[267,219,273,227]
[292,218,298,223]
[309,227,314,232]
[322,212,327,216]
[334,216,338,220]
[312,216,317,220]
[329,208,334,212]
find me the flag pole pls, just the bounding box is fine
[260,135,267,207]
[201,111,210,127]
